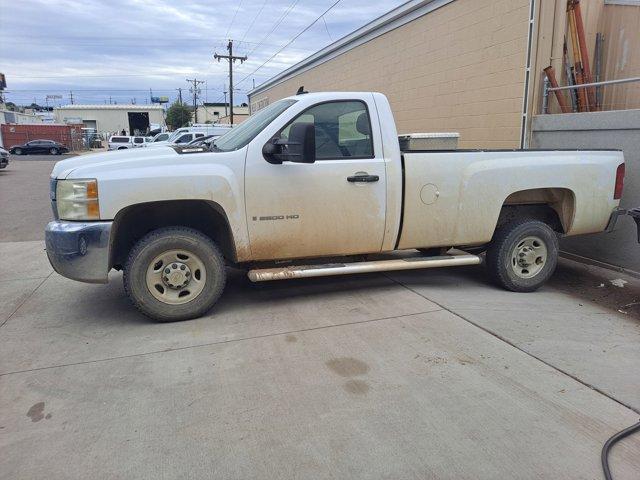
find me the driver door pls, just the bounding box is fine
[244,99,387,260]
[25,141,38,153]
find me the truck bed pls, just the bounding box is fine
[396,149,623,250]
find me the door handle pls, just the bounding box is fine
[347,174,379,183]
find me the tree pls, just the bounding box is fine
[165,101,192,129]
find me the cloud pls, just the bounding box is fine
[0,0,405,106]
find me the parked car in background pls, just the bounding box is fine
[0,147,9,168]
[145,125,233,148]
[185,134,221,147]
[10,140,68,155]
[143,131,206,148]
[150,132,170,142]
[107,135,147,150]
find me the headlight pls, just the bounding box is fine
[56,179,100,220]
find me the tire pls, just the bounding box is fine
[49,147,59,155]
[124,227,226,322]
[485,218,558,292]
[14,148,22,155]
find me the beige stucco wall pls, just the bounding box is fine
[249,0,532,148]
[195,105,249,124]
[217,113,249,125]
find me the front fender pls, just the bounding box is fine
[90,150,251,261]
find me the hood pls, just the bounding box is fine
[51,146,179,179]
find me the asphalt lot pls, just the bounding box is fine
[1,155,639,479]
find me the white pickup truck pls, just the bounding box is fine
[46,92,625,321]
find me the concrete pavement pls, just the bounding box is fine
[1,156,639,479]
[0,158,59,242]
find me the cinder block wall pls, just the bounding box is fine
[249,0,531,149]
[531,110,640,274]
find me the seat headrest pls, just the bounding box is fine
[356,112,371,136]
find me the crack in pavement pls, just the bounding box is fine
[0,309,442,377]
[382,272,640,415]
[0,272,53,329]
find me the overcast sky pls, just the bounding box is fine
[0,0,405,107]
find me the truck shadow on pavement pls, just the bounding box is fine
[51,258,639,325]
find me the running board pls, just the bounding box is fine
[248,254,482,282]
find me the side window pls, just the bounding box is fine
[133,137,144,144]
[195,133,204,138]
[280,101,373,160]
[175,134,191,144]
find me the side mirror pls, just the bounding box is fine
[263,123,316,164]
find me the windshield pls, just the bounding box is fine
[212,99,296,152]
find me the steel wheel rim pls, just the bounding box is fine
[50,148,57,154]
[146,249,206,305]
[510,235,547,279]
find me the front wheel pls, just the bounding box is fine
[124,227,226,321]
[485,219,558,292]
[49,147,59,155]
[13,148,22,155]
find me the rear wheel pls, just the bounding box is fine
[485,219,558,292]
[124,227,226,321]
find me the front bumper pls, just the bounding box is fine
[45,220,113,284]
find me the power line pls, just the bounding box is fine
[5,88,223,92]
[7,73,191,79]
[238,0,342,87]
[322,16,333,41]
[224,0,244,40]
[239,0,269,44]
[246,0,300,57]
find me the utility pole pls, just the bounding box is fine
[223,90,228,116]
[214,40,247,125]
[69,90,74,105]
[186,78,205,123]
[177,87,183,104]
